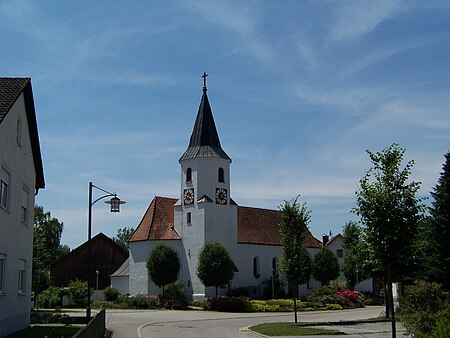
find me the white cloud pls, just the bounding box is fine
[328,0,403,42]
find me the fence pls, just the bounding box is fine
[72,309,106,338]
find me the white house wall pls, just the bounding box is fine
[0,94,36,337]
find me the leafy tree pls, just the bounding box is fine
[112,227,134,250]
[33,206,67,293]
[399,280,449,338]
[428,152,450,290]
[353,144,425,337]
[197,242,234,297]
[341,221,369,289]
[312,248,339,286]
[278,196,312,323]
[146,244,180,295]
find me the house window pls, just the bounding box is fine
[18,259,26,293]
[272,257,279,276]
[253,257,260,279]
[16,117,22,146]
[21,187,30,223]
[336,249,344,258]
[0,168,10,210]
[0,254,5,293]
[218,167,224,183]
[186,168,192,183]
[187,212,192,225]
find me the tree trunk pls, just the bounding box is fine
[383,277,389,318]
[293,283,298,323]
[386,270,396,338]
[215,285,218,297]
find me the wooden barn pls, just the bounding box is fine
[50,232,128,290]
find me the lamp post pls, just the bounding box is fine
[95,270,99,301]
[86,182,125,323]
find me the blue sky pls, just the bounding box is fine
[1,0,449,249]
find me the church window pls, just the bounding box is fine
[253,257,260,279]
[187,212,191,225]
[186,168,192,183]
[336,249,343,258]
[218,167,224,182]
[272,257,278,276]
[17,117,22,146]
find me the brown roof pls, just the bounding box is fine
[0,77,45,191]
[237,206,322,248]
[129,196,181,242]
[130,196,321,248]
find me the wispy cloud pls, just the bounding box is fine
[328,0,403,42]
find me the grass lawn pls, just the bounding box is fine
[249,322,340,336]
[7,325,81,338]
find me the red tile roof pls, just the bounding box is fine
[130,196,321,248]
[129,197,180,242]
[237,206,322,248]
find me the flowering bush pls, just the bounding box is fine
[338,290,359,302]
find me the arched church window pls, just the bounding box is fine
[186,168,192,183]
[272,257,278,276]
[253,257,260,279]
[218,167,224,182]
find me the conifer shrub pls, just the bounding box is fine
[103,286,120,302]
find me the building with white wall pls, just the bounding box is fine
[123,78,324,299]
[0,78,45,337]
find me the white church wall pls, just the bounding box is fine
[129,239,183,296]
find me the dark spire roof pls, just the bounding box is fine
[179,75,231,162]
[0,78,45,192]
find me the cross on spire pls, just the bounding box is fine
[202,72,208,92]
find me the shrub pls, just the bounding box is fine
[399,280,449,338]
[126,294,158,309]
[92,300,121,309]
[262,276,287,299]
[68,279,89,307]
[103,286,120,302]
[430,303,450,338]
[326,303,343,310]
[159,280,188,310]
[250,299,293,312]
[227,287,249,297]
[203,296,251,312]
[36,286,63,308]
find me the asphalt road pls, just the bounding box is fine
[105,306,407,338]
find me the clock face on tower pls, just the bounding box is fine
[183,188,194,205]
[215,188,227,205]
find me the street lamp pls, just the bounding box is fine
[86,182,125,323]
[95,270,99,301]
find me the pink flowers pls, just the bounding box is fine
[338,290,359,302]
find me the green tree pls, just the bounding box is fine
[33,206,67,293]
[341,221,369,289]
[353,144,425,338]
[196,242,234,297]
[112,227,134,250]
[428,152,450,290]
[278,196,312,323]
[146,244,180,295]
[312,248,339,286]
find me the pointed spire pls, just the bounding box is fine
[179,73,231,162]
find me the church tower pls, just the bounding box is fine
[174,73,238,299]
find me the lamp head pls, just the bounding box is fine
[105,195,126,212]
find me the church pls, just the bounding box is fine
[113,75,325,299]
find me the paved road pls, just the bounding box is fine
[105,306,407,338]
